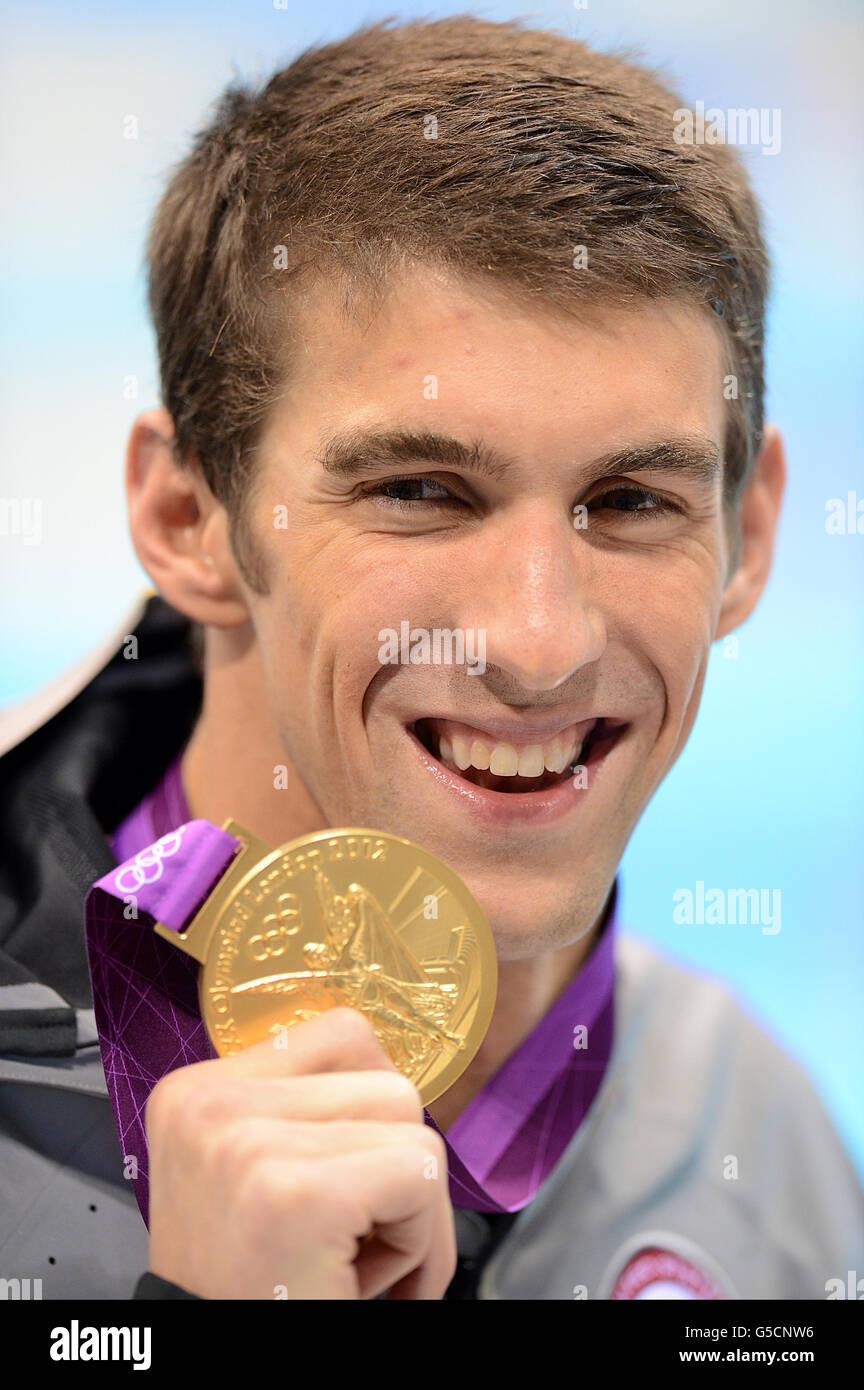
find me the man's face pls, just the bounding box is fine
[238,264,731,958]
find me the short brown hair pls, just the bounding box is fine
[147,14,768,587]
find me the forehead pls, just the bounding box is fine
[266,263,728,466]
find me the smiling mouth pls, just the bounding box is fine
[411,716,620,794]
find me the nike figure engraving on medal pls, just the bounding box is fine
[154,822,497,1105]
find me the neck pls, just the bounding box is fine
[182,623,609,1133]
[182,622,328,844]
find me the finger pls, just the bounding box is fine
[175,1069,426,1127]
[326,1142,453,1299]
[356,1162,456,1301]
[220,1006,402,1080]
[210,1116,439,1171]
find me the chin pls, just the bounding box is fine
[462,873,611,961]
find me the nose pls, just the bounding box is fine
[458,503,607,692]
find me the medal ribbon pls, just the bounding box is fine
[84,821,239,1225]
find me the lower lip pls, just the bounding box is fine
[404,721,627,828]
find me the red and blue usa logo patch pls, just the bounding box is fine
[610,1244,723,1299]
[602,1239,738,1301]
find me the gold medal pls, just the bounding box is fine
[154,822,497,1105]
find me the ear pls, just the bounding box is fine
[714,424,786,641]
[125,407,250,627]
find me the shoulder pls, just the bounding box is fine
[610,931,864,1270]
[613,930,838,1121]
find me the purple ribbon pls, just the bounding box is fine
[84,821,239,1225]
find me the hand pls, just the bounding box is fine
[144,1007,457,1299]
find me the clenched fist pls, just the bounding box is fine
[145,1007,456,1299]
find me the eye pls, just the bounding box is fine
[358,476,463,509]
[586,486,680,519]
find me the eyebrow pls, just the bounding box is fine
[317,426,723,487]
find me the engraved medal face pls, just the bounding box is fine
[199,827,498,1105]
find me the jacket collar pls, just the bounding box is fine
[0,596,201,1057]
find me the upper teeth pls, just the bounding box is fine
[439,732,582,777]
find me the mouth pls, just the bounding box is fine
[407,714,627,821]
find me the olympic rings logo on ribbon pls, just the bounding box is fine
[114,826,187,894]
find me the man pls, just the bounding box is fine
[1,15,861,1301]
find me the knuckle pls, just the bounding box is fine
[240,1157,325,1228]
[442,1223,459,1283]
[145,1064,193,1135]
[377,1128,444,1189]
[419,1126,448,1167]
[145,1064,238,1152]
[376,1070,424,1121]
[182,1080,237,1133]
[204,1119,266,1186]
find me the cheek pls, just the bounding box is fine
[255,533,446,717]
[610,552,720,720]
[327,549,451,710]
[656,595,714,695]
